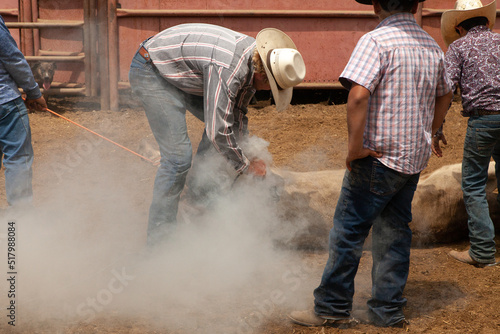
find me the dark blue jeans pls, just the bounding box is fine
[314,156,419,327]
[129,49,208,246]
[462,114,500,263]
[0,97,33,206]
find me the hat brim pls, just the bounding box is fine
[355,0,425,4]
[256,28,297,111]
[441,0,496,46]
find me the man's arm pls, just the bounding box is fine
[432,46,456,158]
[0,16,41,100]
[431,91,453,157]
[203,63,252,174]
[345,82,382,171]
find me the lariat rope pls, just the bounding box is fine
[43,107,160,166]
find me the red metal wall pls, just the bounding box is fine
[1,0,500,90]
[1,0,21,42]
[38,0,85,85]
[116,0,379,88]
[0,0,85,87]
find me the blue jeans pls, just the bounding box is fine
[0,97,33,206]
[462,114,500,263]
[313,156,419,327]
[129,50,208,246]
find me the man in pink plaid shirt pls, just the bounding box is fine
[290,0,453,329]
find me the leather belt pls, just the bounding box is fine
[469,109,500,116]
[138,46,151,62]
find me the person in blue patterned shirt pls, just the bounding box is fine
[436,0,500,267]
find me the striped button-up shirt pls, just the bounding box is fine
[145,23,256,173]
[445,25,500,116]
[340,13,452,174]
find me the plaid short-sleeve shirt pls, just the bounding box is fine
[340,13,452,174]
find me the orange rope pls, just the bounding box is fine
[43,107,160,166]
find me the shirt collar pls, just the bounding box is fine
[467,25,489,35]
[376,12,417,29]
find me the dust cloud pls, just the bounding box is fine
[0,133,320,333]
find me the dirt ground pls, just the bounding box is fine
[1,91,499,334]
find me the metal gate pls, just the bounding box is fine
[1,0,118,110]
[1,0,499,111]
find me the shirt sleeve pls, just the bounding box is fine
[203,63,250,173]
[444,45,461,91]
[235,106,249,135]
[339,34,381,93]
[0,17,41,100]
[436,52,454,97]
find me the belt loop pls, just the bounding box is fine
[138,36,154,63]
[138,46,151,63]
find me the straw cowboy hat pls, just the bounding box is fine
[256,28,306,111]
[355,0,425,5]
[441,0,497,46]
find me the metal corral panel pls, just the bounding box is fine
[1,0,500,90]
[37,0,85,86]
[117,0,379,88]
[1,0,21,41]
[1,0,85,87]
[115,0,500,89]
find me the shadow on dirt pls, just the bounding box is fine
[405,279,466,318]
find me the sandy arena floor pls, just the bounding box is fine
[0,93,498,334]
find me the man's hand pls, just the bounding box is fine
[345,83,382,171]
[431,92,452,158]
[247,158,267,177]
[432,132,447,157]
[25,96,47,112]
[346,148,382,171]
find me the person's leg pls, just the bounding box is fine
[461,115,500,263]
[492,138,500,205]
[368,172,419,327]
[313,157,390,318]
[183,95,228,206]
[129,52,193,246]
[0,97,34,206]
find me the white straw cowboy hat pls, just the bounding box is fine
[256,28,306,111]
[441,0,497,46]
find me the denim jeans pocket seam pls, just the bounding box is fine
[370,160,397,197]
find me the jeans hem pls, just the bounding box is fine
[469,250,496,264]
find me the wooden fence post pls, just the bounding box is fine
[18,0,34,56]
[108,0,119,111]
[97,0,110,111]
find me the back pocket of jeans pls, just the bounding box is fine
[474,127,500,152]
[370,160,401,196]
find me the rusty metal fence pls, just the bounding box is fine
[1,1,499,111]
[2,0,117,110]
